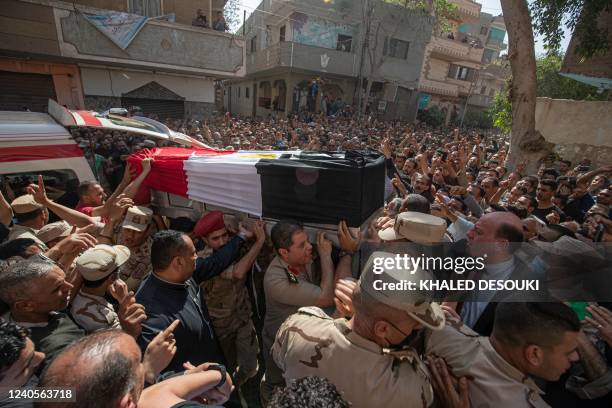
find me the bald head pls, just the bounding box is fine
[484,211,524,243]
[39,330,143,408]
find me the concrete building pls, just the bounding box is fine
[417,0,508,123]
[0,0,245,119]
[223,0,434,121]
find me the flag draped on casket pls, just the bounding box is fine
[128,147,385,227]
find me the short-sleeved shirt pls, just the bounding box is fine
[426,317,549,408]
[272,307,434,408]
[8,225,48,251]
[119,236,153,292]
[70,290,121,333]
[262,256,320,349]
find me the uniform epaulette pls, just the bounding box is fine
[296,306,331,320]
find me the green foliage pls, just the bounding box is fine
[418,105,446,127]
[535,52,609,99]
[530,0,611,59]
[487,52,608,133]
[488,86,512,133]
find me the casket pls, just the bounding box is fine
[128,147,385,228]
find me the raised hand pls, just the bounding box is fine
[337,220,360,253]
[143,319,179,383]
[26,175,49,205]
[316,231,332,258]
[118,292,147,338]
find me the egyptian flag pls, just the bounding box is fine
[128,148,385,227]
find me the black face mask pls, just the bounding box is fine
[384,320,419,350]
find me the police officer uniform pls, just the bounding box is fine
[272,251,446,408]
[426,316,551,408]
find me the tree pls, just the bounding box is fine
[224,0,241,33]
[488,52,608,134]
[357,0,457,119]
[501,0,611,172]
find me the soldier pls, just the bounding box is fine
[272,251,446,408]
[99,205,154,292]
[260,220,353,404]
[70,244,131,333]
[426,302,581,407]
[8,194,49,250]
[194,211,265,387]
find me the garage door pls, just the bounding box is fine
[0,71,56,112]
[121,97,185,120]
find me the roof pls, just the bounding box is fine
[0,111,72,142]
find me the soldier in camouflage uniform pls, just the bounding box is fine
[272,251,446,408]
[99,205,153,292]
[194,211,266,387]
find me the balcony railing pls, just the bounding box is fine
[468,94,493,108]
[451,0,481,18]
[418,78,459,97]
[429,37,484,64]
[55,3,245,77]
[247,41,358,77]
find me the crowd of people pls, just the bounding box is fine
[0,110,611,408]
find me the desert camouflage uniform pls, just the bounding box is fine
[118,236,152,292]
[199,247,259,386]
[273,306,434,408]
[426,316,550,408]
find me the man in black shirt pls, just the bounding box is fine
[136,229,246,374]
[533,179,566,224]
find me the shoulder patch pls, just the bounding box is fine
[297,306,332,320]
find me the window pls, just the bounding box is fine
[128,0,161,17]
[482,48,495,64]
[246,87,250,98]
[480,26,488,35]
[336,34,352,52]
[280,25,286,42]
[448,64,475,81]
[480,86,487,94]
[383,37,410,59]
[250,36,257,53]
[489,88,496,97]
[1,170,79,213]
[238,87,241,98]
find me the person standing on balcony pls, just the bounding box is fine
[213,11,228,32]
[192,9,209,28]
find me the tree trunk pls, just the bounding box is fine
[362,79,374,117]
[500,0,553,173]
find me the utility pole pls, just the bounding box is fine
[356,0,370,122]
[460,67,480,129]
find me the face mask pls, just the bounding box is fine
[383,320,418,350]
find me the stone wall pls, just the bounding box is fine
[535,97,612,168]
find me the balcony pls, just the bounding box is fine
[429,37,484,64]
[451,0,481,19]
[468,94,493,108]
[418,78,459,97]
[0,0,245,78]
[247,41,358,77]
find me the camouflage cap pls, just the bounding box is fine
[359,251,445,331]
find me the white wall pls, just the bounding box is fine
[80,67,215,103]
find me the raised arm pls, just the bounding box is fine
[28,176,97,228]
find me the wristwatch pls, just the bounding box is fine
[338,250,353,258]
[206,364,227,388]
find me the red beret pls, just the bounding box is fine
[194,211,225,237]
